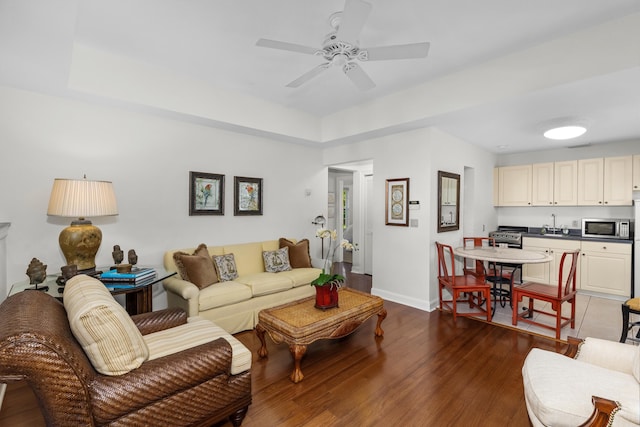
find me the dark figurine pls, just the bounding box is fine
[128,249,138,266]
[26,258,48,291]
[112,245,124,265]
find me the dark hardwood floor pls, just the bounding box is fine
[0,263,564,426]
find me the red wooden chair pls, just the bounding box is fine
[435,241,492,321]
[511,250,580,339]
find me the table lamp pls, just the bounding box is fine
[47,177,118,273]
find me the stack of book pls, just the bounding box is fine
[100,267,157,287]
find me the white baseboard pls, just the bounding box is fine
[371,287,437,312]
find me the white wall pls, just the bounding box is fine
[496,139,639,227]
[0,86,326,305]
[323,127,496,311]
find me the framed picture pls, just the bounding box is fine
[385,178,409,226]
[234,176,263,216]
[189,171,224,216]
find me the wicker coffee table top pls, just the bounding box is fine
[256,287,387,383]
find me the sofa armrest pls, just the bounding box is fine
[163,276,200,300]
[578,396,621,427]
[89,338,239,424]
[131,308,187,335]
[575,337,637,376]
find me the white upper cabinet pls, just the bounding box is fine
[531,163,554,206]
[498,165,532,206]
[553,160,578,206]
[577,158,604,205]
[530,161,577,206]
[496,155,635,207]
[603,156,633,206]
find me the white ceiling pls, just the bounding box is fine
[1,0,639,153]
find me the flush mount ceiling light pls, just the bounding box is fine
[543,125,587,140]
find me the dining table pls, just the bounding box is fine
[453,246,553,265]
[453,246,553,314]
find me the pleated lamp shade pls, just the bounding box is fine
[47,178,118,272]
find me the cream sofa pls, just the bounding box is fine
[163,240,320,334]
[522,337,640,427]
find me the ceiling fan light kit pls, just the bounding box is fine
[256,0,430,91]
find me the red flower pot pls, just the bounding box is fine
[314,282,340,310]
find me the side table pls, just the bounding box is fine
[8,267,176,315]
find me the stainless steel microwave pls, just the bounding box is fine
[582,218,632,239]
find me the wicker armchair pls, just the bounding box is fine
[0,290,251,426]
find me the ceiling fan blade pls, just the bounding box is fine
[336,0,372,45]
[343,62,375,91]
[286,63,331,88]
[256,38,319,55]
[363,42,430,61]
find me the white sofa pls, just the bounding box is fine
[163,239,321,334]
[522,337,640,427]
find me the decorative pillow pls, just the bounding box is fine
[213,253,239,281]
[279,238,312,268]
[63,274,148,376]
[173,243,218,289]
[263,247,292,273]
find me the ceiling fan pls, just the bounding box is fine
[256,0,430,91]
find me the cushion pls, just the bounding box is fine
[277,267,322,287]
[145,317,251,375]
[213,253,239,281]
[523,348,640,426]
[234,273,294,296]
[223,242,264,275]
[263,247,292,272]
[63,274,148,376]
[279,238,312,268]
[198,281,253,310]
[173,243,218,289]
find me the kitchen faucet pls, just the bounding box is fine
[551,213,556,234]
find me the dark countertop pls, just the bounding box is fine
[523,228,634,245]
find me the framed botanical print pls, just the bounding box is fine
[234,176,263,216]
[189,171,224,216]
[385,178,409,226]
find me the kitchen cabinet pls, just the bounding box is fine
[498,165,532,206]
[580,241,631,297]
[553,160,578,206]
[577,158,604,205]
[493,168,499,206]
[577,156,632,206]
[531,161,577,206]
[522,237,581,286]
[603,156,633,206]
[633,154,640,191]
[531,163,554,206]
[441,176,457,206]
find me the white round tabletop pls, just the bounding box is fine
[453,246,552,264]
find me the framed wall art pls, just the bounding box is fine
[234,176,263,216]
[385,178,409,226]
[189,171,224,216]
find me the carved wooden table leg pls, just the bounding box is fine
[375,308,387,337]
[255,323,268,358]
[289,344,307,383]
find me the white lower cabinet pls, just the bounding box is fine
[522,237,631,297]
[579,241,631,297]
[522,238,581,286]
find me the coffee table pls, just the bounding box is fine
[255,287,387,383]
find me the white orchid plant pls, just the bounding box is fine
[311,228,357,287]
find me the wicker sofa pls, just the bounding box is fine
[0,282,252,426]
[163,239,321,334]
